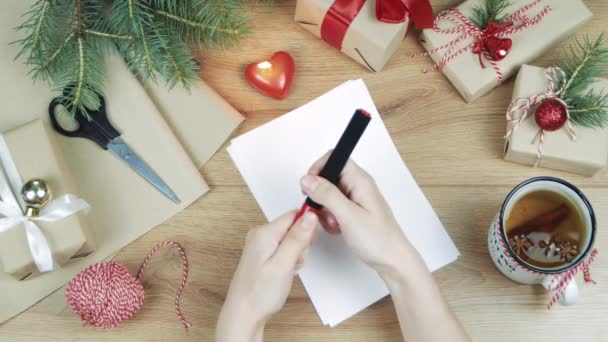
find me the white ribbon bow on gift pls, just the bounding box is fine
[0,134,90,273]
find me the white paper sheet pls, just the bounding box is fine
[227,79,459,327]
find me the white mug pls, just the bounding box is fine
[488,177,597,308]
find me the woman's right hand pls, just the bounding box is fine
[300,153,426,275]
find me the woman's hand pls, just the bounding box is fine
[216,210,318,342]
[301,154,470,342]
[300,153,424,276]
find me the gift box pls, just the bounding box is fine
[504,65,608,176]
[0,119,94,280]
[418,0,592,103]
[295,0,434,72]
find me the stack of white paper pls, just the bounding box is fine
[228,79,459,327]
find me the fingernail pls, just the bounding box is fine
[300,212,317,231]
[301,175,319,193]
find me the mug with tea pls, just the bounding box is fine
[488,177,598,308]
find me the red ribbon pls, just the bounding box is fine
[320,0,434,50]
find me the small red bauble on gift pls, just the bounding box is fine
[534,99,568,132]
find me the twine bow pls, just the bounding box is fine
[505,66,576,166]
[414,0,551,86]
[545,248,598,310]
[0,134,90,273]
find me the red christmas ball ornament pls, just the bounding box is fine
[535,99,569,131]
[485,36,512,61]
[245,51,295,100]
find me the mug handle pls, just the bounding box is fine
[542,277,579,306]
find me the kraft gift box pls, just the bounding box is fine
[419,0,592,103]
[295,0,410,72]
[504,65,608,176]
[0,120,95,280]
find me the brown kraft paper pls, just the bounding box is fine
[419,0,592,103]
[0,120,94,280]
[295,0,409,72]
[504,65,608,176]
[143,80,244,168]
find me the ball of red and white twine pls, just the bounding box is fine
[505,66,576,165]
[66,241,191,331]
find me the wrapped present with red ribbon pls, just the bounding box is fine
[416,0,592,103]
[295,0,434,72]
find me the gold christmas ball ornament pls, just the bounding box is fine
[21,179,51,217]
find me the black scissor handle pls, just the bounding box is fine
[48,93,121,150]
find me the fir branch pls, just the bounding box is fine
[37,33,75,76]
[73,37,86,107]
[154,9,240,36]
[31,0,51,52]
[557,34,608,128]
[85,30,133,40]
[470,0,512,29]
[16,0,263,118]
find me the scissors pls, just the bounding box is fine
[48,92,181,204]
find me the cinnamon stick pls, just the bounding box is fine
[507,204,570,237]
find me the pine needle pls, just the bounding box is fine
[557,34,608,128]
[470,0,512,29]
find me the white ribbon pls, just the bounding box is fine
[0,134,90,273]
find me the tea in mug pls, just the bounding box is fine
[505,190,587,269]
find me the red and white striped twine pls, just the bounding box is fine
[413,0,551,86]
[66,241,191,331]
[505,66,576,166]
[545,249,597,309]
[496,217,597,309]
[137,241,191,331]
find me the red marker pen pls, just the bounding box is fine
[294,108,372,222]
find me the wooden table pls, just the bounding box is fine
[2,1,607,341]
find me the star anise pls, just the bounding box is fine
[508,234,533,257]
[559,242,578,262]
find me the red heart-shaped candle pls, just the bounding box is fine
[485,36,512,61]
[245,51,295,100]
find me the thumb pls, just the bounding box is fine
[300,175,362,224]
[271,211,318,269]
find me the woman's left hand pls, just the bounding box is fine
[216,210,318,342]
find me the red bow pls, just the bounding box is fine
[471,21,514,67]
[376,0,435,28]
[321,0,434,50]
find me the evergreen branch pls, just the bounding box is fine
[139,25,156,73]
[39,33,75,73]
[470,0,512,29]
[155,9,240,35]
[72,37,86,107]
[569,106,606,114]
[31,0,51,51]
[84,30,133,40]
[16,0,265,118]
[561,34,608,97]
[557,34,608,128]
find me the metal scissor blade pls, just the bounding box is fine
[108,137,181,204]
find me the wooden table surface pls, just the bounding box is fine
[2,1,608,341]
